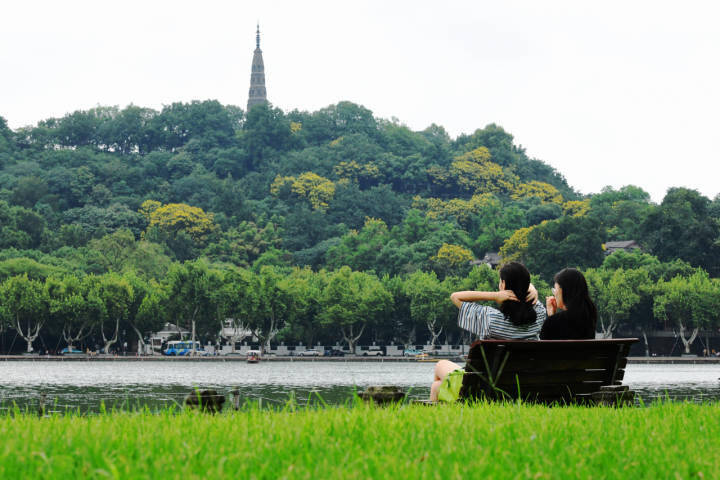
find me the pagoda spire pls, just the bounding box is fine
[247,24,267,111]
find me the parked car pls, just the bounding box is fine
[298,349,321,357]
[363,347,383,356]
[324,349,345,357]
[403,348,422,357]
[60,346,84,355]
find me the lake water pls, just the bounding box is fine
[1,361,719,413]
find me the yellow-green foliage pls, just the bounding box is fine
[511,180,563,204]
[270,175,296,196]
[138,200,162,222]
[450,147,517,194]
[290,121,302,133]
[433,243,474,268]
[415,193,500,228]
[292,172,336,211]
[563,199,591,217]
[141,201,217,242]
[333,161,380,184]
[499,224,538,263]
[271,173,336,211]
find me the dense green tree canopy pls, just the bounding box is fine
[1,100,719,354]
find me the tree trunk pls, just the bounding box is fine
[63,322,90,353]
[404,325,416,348]
[600,315,616,339]
[220,319,249,353]
[190,306,199,355]
[16,316,42,354]
[102,317,119,355]
[264,313,279,354]
[191,320,197,355]
[426,318,442,350]
[131,324,146,355]
[342,324,366,354]
[678,323,699,354]
[641,330,650,357]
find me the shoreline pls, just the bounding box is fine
[2,355,720,364]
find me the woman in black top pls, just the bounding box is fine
[540,268,597,339]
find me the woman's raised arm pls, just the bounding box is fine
[450,290,517,308]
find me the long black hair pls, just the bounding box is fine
[554,268,598,331]
[499,262,536,326]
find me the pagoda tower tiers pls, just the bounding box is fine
[247,24,268,111]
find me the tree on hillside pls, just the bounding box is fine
[89,229,137,272]
[503,216,605,281]
[588,185,652,241]
[430,243,473,279]
[140,200,218,260]
[0,116,14,155]
[450,147,516,195]
[326,217,390,271]
[640,188,720,276]
[242,103,293,167]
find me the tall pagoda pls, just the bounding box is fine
[247,24,267,110]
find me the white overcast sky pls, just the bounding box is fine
[1,0,718,202]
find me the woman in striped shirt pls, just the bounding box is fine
[430,262,546,402]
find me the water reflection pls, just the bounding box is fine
[0,361,718,413]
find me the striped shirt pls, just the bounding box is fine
[457,301,547,339]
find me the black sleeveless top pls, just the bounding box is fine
[539,309,595,340]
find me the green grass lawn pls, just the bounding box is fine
[0,401,717,479]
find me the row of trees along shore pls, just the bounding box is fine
[1,101,720,354]
[1,249,719,355]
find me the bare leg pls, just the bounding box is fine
[430,360,462,401]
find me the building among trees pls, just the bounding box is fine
[604,240,640,256]
[247,24,268,111]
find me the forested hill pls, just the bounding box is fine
[1,100,719,281]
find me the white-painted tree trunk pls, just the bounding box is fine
[599,315,617,339]
[342,323,366,355]
[101,317,119,355]
[678,324,699,354]
[426,317,443,350]
[16,317,43,354]
[130,324,145,355]
[63,322,90,353]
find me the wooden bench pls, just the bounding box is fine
[458,338,639,405]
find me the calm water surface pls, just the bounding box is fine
[1,361,718,412]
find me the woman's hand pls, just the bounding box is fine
[495,290,519,304]
[546,296,557,316]
[526,283,538,304]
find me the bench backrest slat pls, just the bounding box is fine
[459,338,638,404]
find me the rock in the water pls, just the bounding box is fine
[184,389,225,413]
[358,385,406,405]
